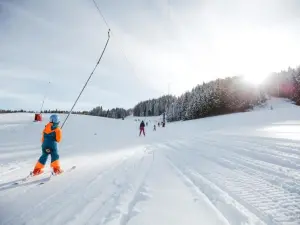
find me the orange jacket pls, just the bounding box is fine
[41,122,62,143]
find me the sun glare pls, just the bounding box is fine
[243,74,267,85]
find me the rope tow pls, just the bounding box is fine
[61,29,111,129]
[40,81,51,113]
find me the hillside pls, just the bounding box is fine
[0,98,300,225]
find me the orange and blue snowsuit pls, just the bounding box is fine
[33,122,62,172]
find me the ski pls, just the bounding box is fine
[12,166,76,186]
[12,171,51,185]
[13,175,32,185]
[38,165,76,185]
[54,165,76,175]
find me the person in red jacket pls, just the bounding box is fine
[139,120,145,136]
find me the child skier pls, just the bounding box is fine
[153,124,156,131]
[32,114,63,176]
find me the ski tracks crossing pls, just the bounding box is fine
[162,133,300,225]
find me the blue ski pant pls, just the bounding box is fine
[38,146,59,165]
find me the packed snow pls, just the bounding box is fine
[1,98,300,225]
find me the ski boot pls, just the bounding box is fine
[32,162,44,176]
[52,167,63,175]
[51,160,63,175]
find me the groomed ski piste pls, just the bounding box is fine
[1,98,300,225]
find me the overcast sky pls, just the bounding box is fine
[1,0,300,111]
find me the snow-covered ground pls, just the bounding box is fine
[1,98,300,225]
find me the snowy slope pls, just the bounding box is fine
[1,98,300,225]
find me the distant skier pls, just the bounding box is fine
[158,122,160,127]
[153,124,156,131]
[146,122,148,126]
[32,114,63,176]
[139,120,146,136]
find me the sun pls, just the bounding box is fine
[242,74,267,85]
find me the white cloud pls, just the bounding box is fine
[0,0,300,110]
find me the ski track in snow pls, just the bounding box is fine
[63,151,153,225]
[0,147,154,225]
[162,134,300,225]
